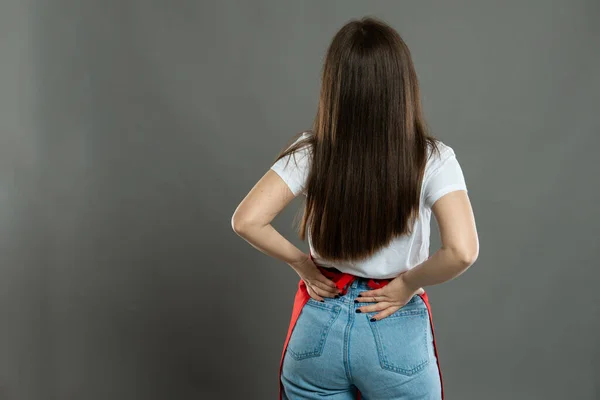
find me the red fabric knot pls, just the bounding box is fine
[308,253,392,293]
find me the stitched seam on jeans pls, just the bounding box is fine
[368,313,431,375]
[306,298,341,311]
[288,306,341,360]
[385,307,428,319]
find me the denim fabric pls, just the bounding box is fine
[281,277,441,400]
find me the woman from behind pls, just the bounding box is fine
[232,16,478,400]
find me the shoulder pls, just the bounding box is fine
[425,139,457,171]
[271,131,313,169]
[421,139,468,206]
[423,139,461,183]
[270,131,314,196]
[426,139,455,163]
[286,131,314,159]
[295,131,314,149]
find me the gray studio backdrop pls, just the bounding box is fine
[1,0,598,399]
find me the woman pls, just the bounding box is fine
[231,17,478,400]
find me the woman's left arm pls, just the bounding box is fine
[231,169,310,267]
[232,168,340,299]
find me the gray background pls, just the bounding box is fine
[1,0,598,399]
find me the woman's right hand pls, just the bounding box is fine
[289,255,341,301]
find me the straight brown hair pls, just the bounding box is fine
[273,17,440,262]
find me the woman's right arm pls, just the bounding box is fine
[400,190,479,290]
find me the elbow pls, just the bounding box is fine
[455,245,479,268]
[447,243,479,269]
[231,212,258,236]
[460,249,479,268]
[231,213,248,235]
[231,213,246,235]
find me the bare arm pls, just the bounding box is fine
[231,169,339,298]
[400,190,479,290]
[231,169,308,266]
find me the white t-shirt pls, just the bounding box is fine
[270,131,468,279]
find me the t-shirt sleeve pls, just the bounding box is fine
[270,133,312,196]
[422,144,468,208]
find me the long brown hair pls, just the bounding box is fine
[273,17,440,262]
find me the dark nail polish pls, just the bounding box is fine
[370,317,376,322]
[335,295,340,298]
[355,309,362,313]
[354,299,359,303]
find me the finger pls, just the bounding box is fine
[312,279,340,296]
[307,285,325,302]
[357,288,386,298]
[354,295,381,303]
[356,301,392,314]
[312,284,338,299]
[319,276,338,289]
[370,306,402,321]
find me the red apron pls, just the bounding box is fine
[278,254,444,400]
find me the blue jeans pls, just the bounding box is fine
[281,277,442,399]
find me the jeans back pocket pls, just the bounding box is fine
[287,299,341,361]
[367,297,433,375]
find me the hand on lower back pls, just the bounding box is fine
[355,273,424,320]
[289,255,341,301]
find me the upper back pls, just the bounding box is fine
[270,132,468,278]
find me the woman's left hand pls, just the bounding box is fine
[354,273,425,321]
